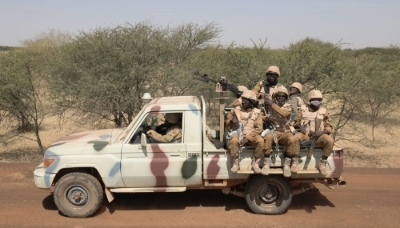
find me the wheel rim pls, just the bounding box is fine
[64,185,89,208]
[257,183,280,204]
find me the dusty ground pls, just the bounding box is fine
[0,163,400,228]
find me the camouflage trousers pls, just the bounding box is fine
[293,133,334,157]
[228,134,264,159]
[264,131,298,157]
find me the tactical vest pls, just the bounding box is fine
[238,107,261,135]
[300,105,326,134]
[271,103,292,132]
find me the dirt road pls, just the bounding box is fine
[1,163,399,228]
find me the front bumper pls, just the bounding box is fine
[33,162,56,189]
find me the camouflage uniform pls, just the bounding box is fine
[293,106,334,157]
[262,86,299,177]
[293,90,334,175]
[287,82,306,114]
[226,107,264,159]
[252,66,286,104]
[147,126,182,143]
[147,113,182,143]
[228,85,248,107]
[263,103,297,156]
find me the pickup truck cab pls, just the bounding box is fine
[34,95,345,218]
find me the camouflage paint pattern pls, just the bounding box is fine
[34,95,344,193]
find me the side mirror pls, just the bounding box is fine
[141,133,147,148]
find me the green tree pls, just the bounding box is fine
[49,22,221,127]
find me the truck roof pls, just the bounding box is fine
[147,96,201,111]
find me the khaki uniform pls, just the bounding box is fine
[228,98,242,107]
[293,105,334,157]
[263,103,298,156]
[226,106,264,159]
[147,125,182,143]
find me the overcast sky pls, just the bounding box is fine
[1,0,399,49]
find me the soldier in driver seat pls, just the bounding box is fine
[146,113,182,143]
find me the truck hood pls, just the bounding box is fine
[45,128,124,156]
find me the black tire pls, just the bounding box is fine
[245,175,292,215]
[53,172,103,218]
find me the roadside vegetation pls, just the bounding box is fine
[1,21,399,167]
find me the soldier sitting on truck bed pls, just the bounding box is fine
[227,85,248,107]
[262,87,298,177]
[287,82,306,115]
[225,90,264,174]
[293,90,334,175]
[146,113,182,143]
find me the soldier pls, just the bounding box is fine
[146,113,182,143]
[293,90,334,175]
[287,82,306,114]
[228,85,248,107]
[262,87,298,177]
[252,65,286,105]
[226,90,264,174]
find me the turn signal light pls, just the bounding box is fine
[44,157,56,168]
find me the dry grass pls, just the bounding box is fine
[1,109,400,168]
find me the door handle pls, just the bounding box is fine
[170,154,180,157]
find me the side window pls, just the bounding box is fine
[129,112,183,144]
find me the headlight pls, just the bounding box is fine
[43,156,56,168]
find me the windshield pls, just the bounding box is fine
[116,103,149,142]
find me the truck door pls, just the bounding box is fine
[121,112,187,187]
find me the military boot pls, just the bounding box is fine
[231,158,240,173]
[291,157,299,173]
[319,159,328,175]
[261,157,270,175]
[252,158,262,174]
[283,158,291,177]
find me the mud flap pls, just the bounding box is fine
[105,187,114,203]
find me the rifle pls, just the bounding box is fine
[301,118,323,158]
[193,71,242,96]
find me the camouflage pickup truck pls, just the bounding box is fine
[34,95,345,218]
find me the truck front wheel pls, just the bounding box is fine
[53,172,103,218]
[245,175,292,215]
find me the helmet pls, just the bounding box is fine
[308,90,323,101]
[165,113,180,124]
[273,86,289,99]
[266,66,280,77]
[241,90,257,101]
[237,85,248,92]
[290,82,303,93]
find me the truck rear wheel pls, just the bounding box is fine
[53,172,103,218]
[245,175,292,215]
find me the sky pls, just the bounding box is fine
[1,0,399,49]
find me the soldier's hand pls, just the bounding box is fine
[300,125,307,134]
[264,115,276,123]
[309,131,318,139]
[239,138,249,146]
[146,129,155,136]
[231,116,239,125]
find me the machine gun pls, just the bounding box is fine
[193,71,242,96]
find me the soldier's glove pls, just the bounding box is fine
[239,138,249,146]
